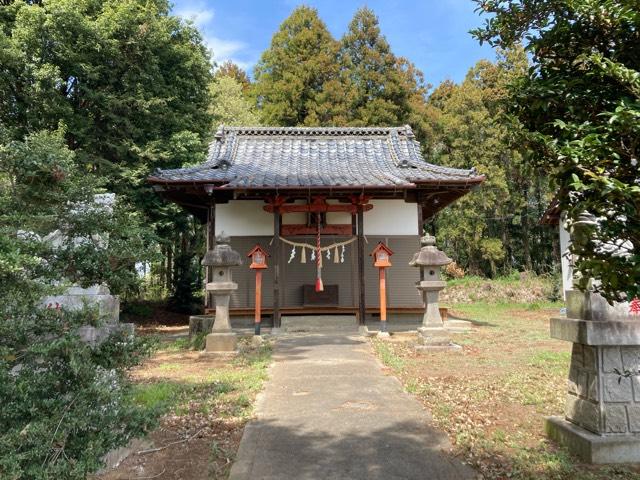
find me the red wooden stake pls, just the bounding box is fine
[255,269,262,333]
[379,267,387,324]
[370,242,393,333]
[248,245,269,335]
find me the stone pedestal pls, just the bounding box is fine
[43,284,133,347]
[546,290,640,463]
[203,282,238,356]
[415,280,459,351]
[417,280,447,327]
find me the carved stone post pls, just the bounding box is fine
[546,291,640,463]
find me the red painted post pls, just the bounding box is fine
[379,267,387,325]
[371,242,393,333]
[255,269,262,334]
[248,245,269,336]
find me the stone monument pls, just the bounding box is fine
[409,234,460,351]
[40,193,133,347]
[546,290,640,463]
[201,233,242,356]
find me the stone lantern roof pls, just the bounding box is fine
[201,233,242,267]
[409,234,452,267]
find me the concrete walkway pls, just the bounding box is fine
[229,333,476,480]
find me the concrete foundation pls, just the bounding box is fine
[546,416,640,464]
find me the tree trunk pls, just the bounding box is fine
[522,210,532,271]
[166,245,173,293]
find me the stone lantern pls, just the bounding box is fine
[409,234,457,349]
[201,233,242,356]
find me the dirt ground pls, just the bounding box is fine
[97,336,271,480]
[372,303,640,480]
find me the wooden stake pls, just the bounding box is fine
[379,267,387,332]
[255,270,262,335]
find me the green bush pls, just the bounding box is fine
[0,129,157,478]
[0,309,157,479]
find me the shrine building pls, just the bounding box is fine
[148,125,484,328]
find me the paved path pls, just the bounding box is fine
[229,334,476,480]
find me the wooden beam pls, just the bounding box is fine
[357,207,366,326]
[205,202,215,308]
[264,196,372,213]
[417,201,425,307]
[273,211,281,329]
[280,224,352,236]
[207,202,216,248]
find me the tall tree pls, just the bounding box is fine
[430,75,511,275]
[431,49,555,276]
[209,76,260,127]
[340,7,427,129]
[0,0,211,227]
[253,6,347,126]
[215,60,251,93]
[473,0,640,302]
[0,0,213,304]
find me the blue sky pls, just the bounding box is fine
[171,0,496,87]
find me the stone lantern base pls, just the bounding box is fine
[546,290,640,463]
[415,326,462,352]
[203,331,238,357]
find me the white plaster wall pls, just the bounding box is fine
[216,200,273,236]
[364,200,418,235]
[216,199,418,237]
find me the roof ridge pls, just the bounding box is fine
[215,125,413,136]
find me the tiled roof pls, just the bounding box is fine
[148,125,483,188]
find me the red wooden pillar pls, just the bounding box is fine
[205,201,215,309]
[273,210,282,329]
[357,207,365,326]
[417,202,425,307]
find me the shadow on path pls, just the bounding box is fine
[229,333,476,480]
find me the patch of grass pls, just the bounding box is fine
[163,337,190,351]
[132,339,273,425]
[371,340,405,372]
[157,362,182,372]
[131,382,185,412]
[527,350,571,375]
[163,334,208,352]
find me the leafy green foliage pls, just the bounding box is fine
[253,6,348,126]
[215,60,251,93]
[340,7,428,134]
[209,75,260,127]
[0,0,213,308]
[0,130,157,478]
[429,49,555,275]
[473,0,640,301]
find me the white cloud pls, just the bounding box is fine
[205,36,246,61]
[173,1,255,72]
[174,1,215,28]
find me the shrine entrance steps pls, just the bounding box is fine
[228,332,475,480]
[280,314,358,334]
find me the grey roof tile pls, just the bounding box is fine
[148,125,482,188]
